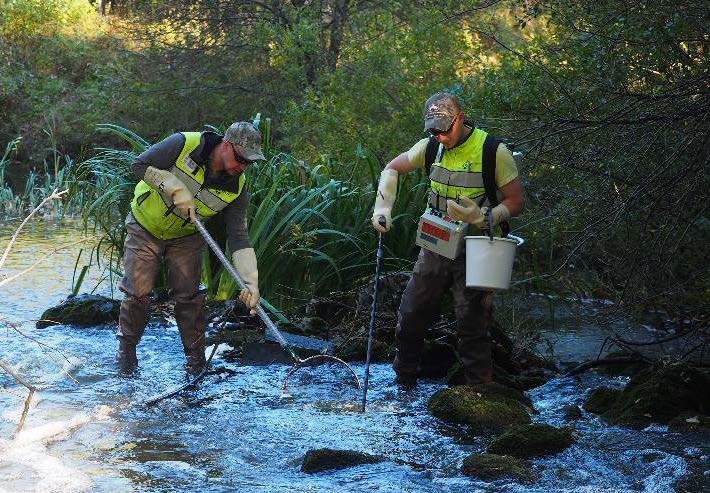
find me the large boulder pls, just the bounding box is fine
[37,294,119,328]
[427,384,532,434]
[461,453,532,481]
[487,423,576,458]
[583,362,710,429]
[583,386,623,415]
[301,448,384,473]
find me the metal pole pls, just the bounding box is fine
[362,218,386,412]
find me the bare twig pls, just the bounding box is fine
[0,188,68,271]
[0,360,37,435]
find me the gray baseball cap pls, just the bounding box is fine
[423,93,461,132]
[224,122,266,161]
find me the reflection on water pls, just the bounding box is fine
[1,220,707,493]
[0,218,116,322]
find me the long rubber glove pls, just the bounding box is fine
[144,166,196,222]
[446,196,486,228]
[481,203,511,228]
[371,169,398,233]
[232,248,260,315]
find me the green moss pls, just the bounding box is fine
[488,423,576,458]
[37,294,119,328]
[427,385,531,433]
[586,363,710,429]
[461,453,532,481]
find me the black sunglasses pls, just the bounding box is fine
[429,114,458,137]
[229,142,255,166]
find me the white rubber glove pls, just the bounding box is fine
[371,169,398,233]
[232,248,260,315]
[480,203,511,229]
[144,166,196,222]
[446,196,486,228]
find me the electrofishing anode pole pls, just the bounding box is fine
[193,218,361,392]
[362,216,387,412]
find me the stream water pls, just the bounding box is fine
[0,220,707,493]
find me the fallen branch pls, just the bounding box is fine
[564,355,650,377]
[0,359,37,435]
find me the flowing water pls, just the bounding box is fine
[0,220,707,493]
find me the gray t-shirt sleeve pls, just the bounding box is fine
[223,187,252,252]
[131,133,186,180]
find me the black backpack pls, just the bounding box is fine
[424,127,511,237]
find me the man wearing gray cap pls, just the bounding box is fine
[371,93,524,387]
[116,121,265,375]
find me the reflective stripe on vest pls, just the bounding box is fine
[130,132,245,240]
[428,127,489,210]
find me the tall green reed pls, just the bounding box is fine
[0,137,23,217]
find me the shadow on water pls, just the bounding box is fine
[1,220,708,493]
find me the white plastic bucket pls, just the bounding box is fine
[465,234,524,290]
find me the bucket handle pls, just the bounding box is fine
[486,209,525,247]
[508,234,525,247]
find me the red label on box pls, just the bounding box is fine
[422,222,450,241]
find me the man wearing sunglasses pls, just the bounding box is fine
[371,92,524,388]
[116,121,265,376]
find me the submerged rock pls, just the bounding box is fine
[427,384,532,433]
[583,362,710,429]
[301,448,384,473]
[37,294,119,328]
[461,453,532,481]
[562,404,583,420]
[487,423,576,458]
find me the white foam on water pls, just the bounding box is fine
[0,406,112,493]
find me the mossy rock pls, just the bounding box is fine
[461,453,532,481]
[427,384,531,433]
[301,448,384,473]
[587,363,710,429]
[488,423,575,458]
[37,294,119,329]
[583,386,622,414]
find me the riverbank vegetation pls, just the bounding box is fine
[2,0,707,337]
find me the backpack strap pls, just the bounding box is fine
[482,134,510,237]
[424,136,440,178]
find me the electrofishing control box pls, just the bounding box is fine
[415,208,468,259]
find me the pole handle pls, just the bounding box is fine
[193,219,292,353]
